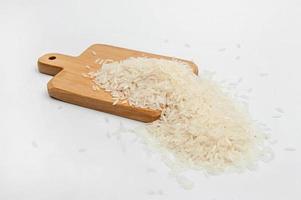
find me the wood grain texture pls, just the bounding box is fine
[38,44,198,122]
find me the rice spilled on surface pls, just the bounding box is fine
[86,57,271,174]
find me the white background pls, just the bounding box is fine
[0,0,301,199]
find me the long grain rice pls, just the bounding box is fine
[88,57,270,173]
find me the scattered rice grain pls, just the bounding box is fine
[31,141,38,148]
[176,175,194,190]
[259,73,269,77]
[147,190,155,195]
[275,107,284,113]
[284,147,296,151]
[81,73,89,78]
[78,148,87,153]
[91,50,97,56]
[95,58,100,64]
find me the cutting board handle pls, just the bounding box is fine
[38,53,81,76]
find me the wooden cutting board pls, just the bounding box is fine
[38,44,198,122]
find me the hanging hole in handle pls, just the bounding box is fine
[48,56,56,60]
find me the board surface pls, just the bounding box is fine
[38,44,198,122]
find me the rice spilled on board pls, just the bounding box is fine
[85,57,272,174]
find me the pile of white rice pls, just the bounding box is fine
[87,57,271,174]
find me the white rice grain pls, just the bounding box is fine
[259,73,269,77]
[284,147,296,151]
[95,58,100,64]
[88,57,271,174]
[176,176,194,190]
[275,107,284,113]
